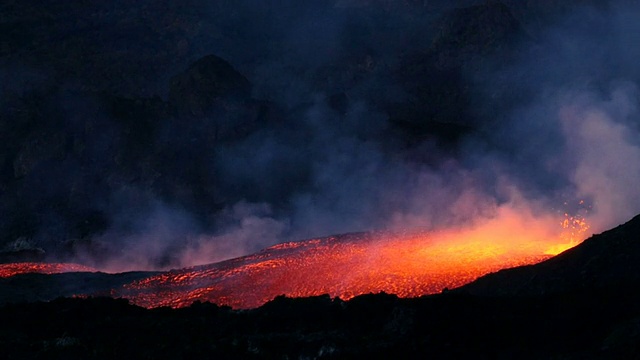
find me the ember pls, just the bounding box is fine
[544,211,590,255]
[0,262,97,278]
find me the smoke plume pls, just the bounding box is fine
[2,0,639,271]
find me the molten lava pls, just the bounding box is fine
[2,206,591,310]
[114,215,581,309]
[109,204,592,309]
[0,262,97,278]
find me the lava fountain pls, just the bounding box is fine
[113,205,590,309]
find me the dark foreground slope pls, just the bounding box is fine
[2,215,640,359]
[460,213,640,296]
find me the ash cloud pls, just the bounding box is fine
[1,0,640,270]
[559,86,640,231]
[475,1,640,231]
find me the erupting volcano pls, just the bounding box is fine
[110,207,590,309]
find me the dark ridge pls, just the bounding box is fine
[0,285,638,358]
[0,271,158,305]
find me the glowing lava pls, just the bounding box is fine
[114,207,589,309]
[0,262,97,278]
[0,205,591,309]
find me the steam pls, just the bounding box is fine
[180,202,289,268]
[104,1,640,270]
[560,86,640,231]
[3,1,640,271]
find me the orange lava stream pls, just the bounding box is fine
[114,230,557,310]
[0,262,97,278]
[2,206,590,309]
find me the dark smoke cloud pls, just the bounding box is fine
[2,0,640,270]
[470,1,640,228]
[201,0,640,261]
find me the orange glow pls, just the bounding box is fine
[113,205,589,309]
[1,205,590,309]
[0,262,97,278]
[544,212,590,255]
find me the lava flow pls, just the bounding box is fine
[114,208,590,309]
[0,207,590,309]
[0,262,96,278]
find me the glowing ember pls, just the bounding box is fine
[544,212,591,255]
[0,262,97,278]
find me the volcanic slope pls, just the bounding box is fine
[113,229,554,309]
[2,214,640,358]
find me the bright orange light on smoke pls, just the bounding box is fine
[0,262,96,278]
[114,205,590,309]
[544,212,590,255]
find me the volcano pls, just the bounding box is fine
[0,210,588,309]
[1,0,639,357]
